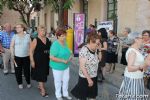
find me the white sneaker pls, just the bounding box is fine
[18,84,23,89]
[64,96,72,100]
[88,99,96,100]
[57,97,63,100]
[11,70,15,74]
[3,70,8,75]
[27,84,31,88]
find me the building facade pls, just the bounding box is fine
[36,0,150,35]
[0,0,150,34]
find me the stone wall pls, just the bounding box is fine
[136,0,150,33]
[117,0,150,35]
[0,7,22,28]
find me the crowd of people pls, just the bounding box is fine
[0,22,150,100]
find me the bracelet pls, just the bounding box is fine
[138,66,141,70]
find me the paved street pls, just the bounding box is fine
[0,58,120,100]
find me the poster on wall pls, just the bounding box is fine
[74,13,85,55]
[97,21,113,32]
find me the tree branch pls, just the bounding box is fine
[19,10,28,26]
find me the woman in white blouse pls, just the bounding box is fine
[117,32,150,100]
[10,24,31,89]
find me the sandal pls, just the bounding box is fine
[41,92,48,97]
[38,86,48,97]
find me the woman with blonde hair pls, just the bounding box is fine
[30,25,51,97]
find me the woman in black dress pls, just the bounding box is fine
[97,28,108,82]
[30,25,51,97]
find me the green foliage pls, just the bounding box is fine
[46,0,59,12]
[0,0,3,15]
[46,0,74,12]
[1,0,38,26]
[0,0,75,27]
[63,0,74,9]
[46,0,75,27]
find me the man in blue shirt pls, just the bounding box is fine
[0,23,15,75]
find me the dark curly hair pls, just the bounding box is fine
[98,28,108,39]
[142,30,150,37]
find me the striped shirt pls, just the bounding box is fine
[0,31,14,49]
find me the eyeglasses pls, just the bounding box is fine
[136,37,143,39]
[142,35,149,37]
[15,26,22,29]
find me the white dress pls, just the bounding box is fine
[117,48,147,100]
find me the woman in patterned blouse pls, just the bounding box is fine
[71,32,102,100]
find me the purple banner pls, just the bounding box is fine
[74,13,85,55]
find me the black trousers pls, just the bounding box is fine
[14,56,30,85]
[120,48,128,65]
[120,51,127,65]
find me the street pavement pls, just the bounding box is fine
[0,57,149,100]
[0,57,119,100]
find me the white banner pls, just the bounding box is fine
[97,21,113,31]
